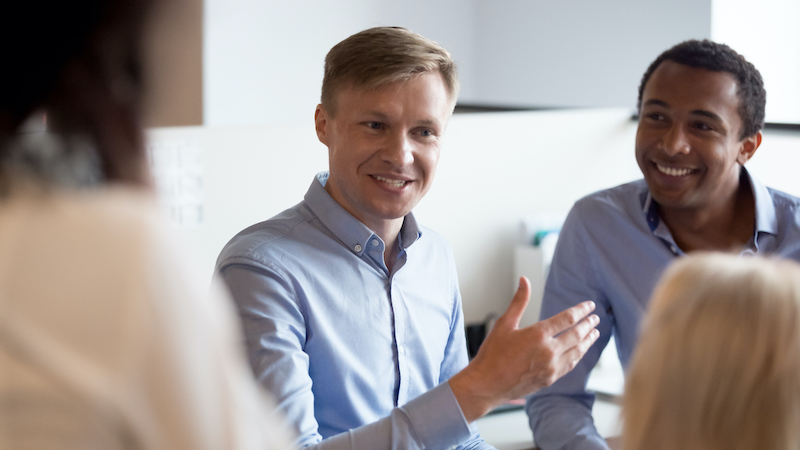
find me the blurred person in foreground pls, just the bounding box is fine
[216,26,599,450]
[528,39,800,449]
[623,253,800,450]
[0,1,292,448]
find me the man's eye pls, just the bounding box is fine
[646,113,663,121]
[367,122,383,130]
[420,129,434,137]
[693,122,712,131]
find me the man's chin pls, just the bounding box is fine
[374,209,413,221]
[649,190,703,213]
[646,178,693,205]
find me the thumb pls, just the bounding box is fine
[497,276,531,330]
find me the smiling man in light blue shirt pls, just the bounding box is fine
[216,27,600,450]
[528,40,800,450]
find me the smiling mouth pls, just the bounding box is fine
[656,163,695,177]
[373,175,409,188]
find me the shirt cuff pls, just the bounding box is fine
[402,382,472,449]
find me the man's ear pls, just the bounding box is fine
[314,104,329,146]
[737,131,762,165]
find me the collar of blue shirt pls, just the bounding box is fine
[304,172,422,257]
[641,166,777,253]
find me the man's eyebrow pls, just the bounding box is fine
[643,100,724,122]
[360,111,443,127]
[690,109,723,122]
[643,99,668,108]
[362,110,389,120]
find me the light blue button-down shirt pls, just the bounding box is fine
[527,168,800,450]
[216,173,491,450]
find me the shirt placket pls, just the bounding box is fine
[364,236,409,407]
[389,273,408,406]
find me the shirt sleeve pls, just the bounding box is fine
[437,255,495,450]
[525,204,615,450]
[219,259,492,450]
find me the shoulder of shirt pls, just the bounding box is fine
[568,179,647,219]
[416,223,447,243]
[2,186,176,291]
[216,200,313,268]
[765,186,800,227]
[414,222,456,254]
[21,186,164,244]
[766,185,800,210]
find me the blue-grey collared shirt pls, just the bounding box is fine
[216,173,491,450]
[527,168,800,450]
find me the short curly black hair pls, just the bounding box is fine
[637,40,766,140]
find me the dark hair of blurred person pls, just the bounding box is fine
[0,0,154,186]
[0,1,293,448]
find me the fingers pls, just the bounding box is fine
[559,326,600,374]
[551,312,600,351]
[537,301,596,337]
[495,277,531,330]
[535,312,599,384]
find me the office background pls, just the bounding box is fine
[146,0,800,325]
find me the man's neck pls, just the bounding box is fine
[659,180,755,253]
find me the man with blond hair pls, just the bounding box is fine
[217,27,599,449]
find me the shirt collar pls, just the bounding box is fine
[641,189,678,254]
[304,172,421,255]
[399,212,422,248]
[641,166,779,237]
[747,167,778,236]
[642,190,660,233]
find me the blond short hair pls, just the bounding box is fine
[622,253,800,450]
[320,26,459,115]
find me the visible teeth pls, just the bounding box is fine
[656,164,693,177]
[375,175,407,188]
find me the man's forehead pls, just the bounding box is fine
[336,76,452,117]
[337,71,453,104]
[643,61,739,108]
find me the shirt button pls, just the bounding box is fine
[372,239,379,247]
[670,245,677,253]
[354,244,362,252]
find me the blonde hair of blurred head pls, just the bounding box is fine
[622,253,800,450]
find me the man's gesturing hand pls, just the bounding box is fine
[449,277,600,422]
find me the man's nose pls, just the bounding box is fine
[660,125,691,156]
[383,131,414,166]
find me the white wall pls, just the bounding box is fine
[204,0,478,126]
[149,108,800,324]
[746,129,800,195]
[711,0,800,124]
[471,0,711,108]
[204,1,712,126]
[415,109,641,321]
